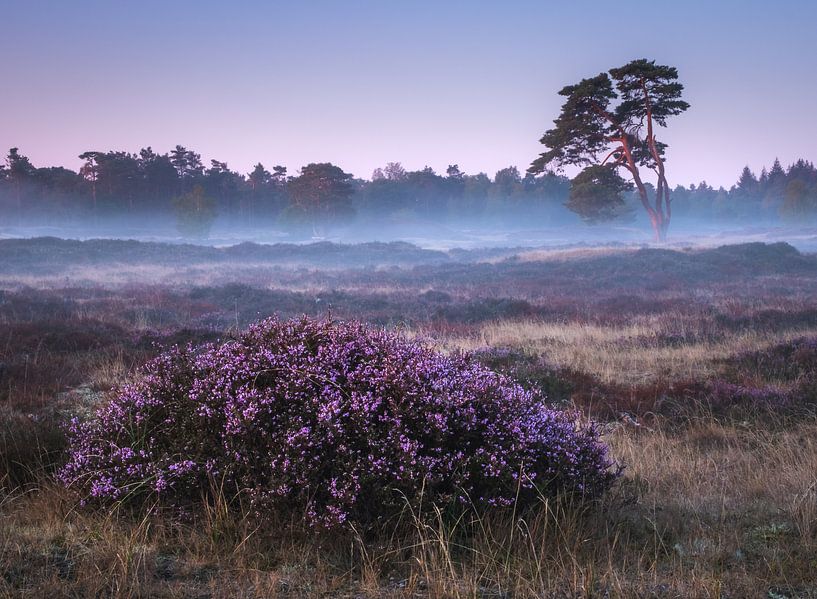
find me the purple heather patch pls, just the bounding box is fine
[60,316,618,528]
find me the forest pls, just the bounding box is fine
[1,146,816,237]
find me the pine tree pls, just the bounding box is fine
[529,59,689,240]
[763,158,787,208]
[736,166,758,195]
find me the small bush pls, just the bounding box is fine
[60,317,617,527]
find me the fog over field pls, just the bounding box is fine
[3,216,817,253]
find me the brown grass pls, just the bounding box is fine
[436,317,817,385]
[2,416,815,597]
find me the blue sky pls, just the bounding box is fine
[2,0,816,187]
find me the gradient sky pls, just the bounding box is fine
[2,0,816,188]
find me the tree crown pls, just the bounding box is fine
[529,59,689,175]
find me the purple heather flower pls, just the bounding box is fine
[60,316,618,528]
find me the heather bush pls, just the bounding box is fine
[60,316,617,527]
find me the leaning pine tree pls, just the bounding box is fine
[529,59,689,241]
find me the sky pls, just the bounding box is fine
[2,0,816,188]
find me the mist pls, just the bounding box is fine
[2,149,816,254]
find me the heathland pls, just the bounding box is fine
[1,237,816,598]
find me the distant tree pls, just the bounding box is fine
[7,148,36,216]
[787,159,817,183]
[735,166,758,195]
[169,146,188,179]
[780,180,817,221]
[565,165,632,223]
[265,165,290,217]
[460,172,491,216]
[6,148,34,177]
[360,176,413,216]
[32,167,86,216]
[138,148,178,209]
[204,160,244,219]
[780,162,817,221]
[271,165,288,184]
[287,163,355,232]
[529,59,689,240]
[248,163,271,192]
[372,162,407,182]
[247,163,286,218]
[383,162,407,181]
[81,150,142,213]
[446,164,464,180]
[97,151,141,211]
[493,166,523,198]
[172,184,216,238]
[758,167,769,190]
[712,185,733,220]
[77,152,102,208]
[729,165,762,220]
[524,171,571,204]
[365,162,410,214]
[767,158,786,184]
[402,166,442,216]
[170,145,204,192]
[763,158,787,209]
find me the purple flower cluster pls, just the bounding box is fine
[60,316,617,527]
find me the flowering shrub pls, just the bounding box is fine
[60,317,617,527]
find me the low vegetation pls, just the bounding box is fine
[1,238,816,597]
[61,317,616,527]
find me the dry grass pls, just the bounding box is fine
[439,317,817,385]
[510,246,638,263]
[2,417,815,597]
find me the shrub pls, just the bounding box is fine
[60,317,617,527]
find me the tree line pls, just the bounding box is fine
[671,159,817,223]
[4,58,816,239]
[0,146,574,233]
[1,145,815,236]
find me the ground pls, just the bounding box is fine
[1,238,815,598]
